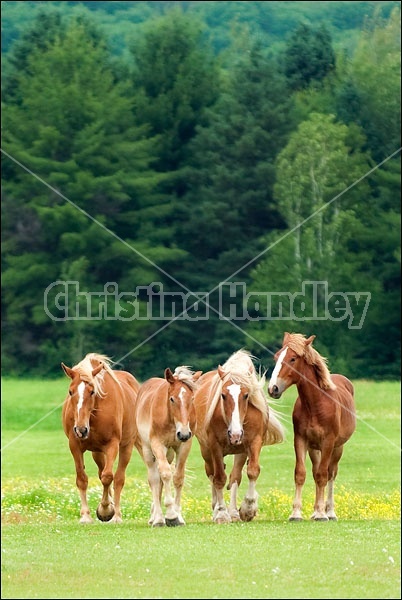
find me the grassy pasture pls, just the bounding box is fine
[1,378,401,598]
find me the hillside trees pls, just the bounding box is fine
[1,4,400,380]
[282,23,336,90]
[2,14,173,375]
[166,44,296,371]
[336,6,401,161]
[244,112,400,378]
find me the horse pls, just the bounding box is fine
[193,349,285,524]
[134,365,202,527]
[268,332,356,521]
[61,352,140,524]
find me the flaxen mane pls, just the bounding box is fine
[72,352,120,396]
[205,350,285,445]
[173,366,200,391]
[284,333,336,391]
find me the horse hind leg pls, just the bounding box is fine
[325,446,344,520]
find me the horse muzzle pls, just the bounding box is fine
[177,430,192,442]
[228,429,243,445]
[268,379,286,399]
[74,425,90,439]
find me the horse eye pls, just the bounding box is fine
[90,390,95,395]
[170,397,174,403]
[222,393,226,400]
[244,393,249,400]
[290,357,296,363]
[69,390,73,396]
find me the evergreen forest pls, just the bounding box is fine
[2,1,401,380]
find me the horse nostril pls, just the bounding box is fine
[74,426,88,439]
[273,385,279,394]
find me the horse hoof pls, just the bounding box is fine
[165,517,182,527]
[152,521,165,528]
[313,517,329,522]
[289,517,303,522]
[239,508,256,522]
[328,516,338,521]
[96,509,115,522]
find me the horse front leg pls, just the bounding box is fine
[290,435,307,521]
[171,440,193,526]
[210,447,231,524]
[151,439,181,526]
[70,441,92,523]
[239,440,262,522]
[227,453,247,522]
[93,440,119,522]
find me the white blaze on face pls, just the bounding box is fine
[179,386,186,404]
[77,381,85,417]
[269,347,288,389]
[227,383,242,434]
[176,385,190,431]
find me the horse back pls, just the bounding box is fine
[115,370,140,400]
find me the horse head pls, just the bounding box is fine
[217,365,250,446]
[268,333,316,399]
[61,361,104,440]
[164,367,202,443]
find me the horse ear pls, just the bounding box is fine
[193,370,203,381]
[164,368,175,383]
[305,335,316,346]
[92,363,103,377]
[217,366,226,380]
[283,332,290,344]
[61,362,75,379]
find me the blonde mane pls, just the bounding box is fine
[205,350,285,444]
[173,365,200,391]
[72,352,120,396]
[284,333,336,390]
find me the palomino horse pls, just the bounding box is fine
[194,349,285,524]
[134,366,202,527]
[61,353,140,523]
[268,332,356,521]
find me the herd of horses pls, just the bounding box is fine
[61,332,356,526]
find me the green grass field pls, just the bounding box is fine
[1,378,401,599]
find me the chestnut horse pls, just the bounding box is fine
[134,366,202,527]
[268,332,356,521]
[194,349,285,524]
[61,353,140,523]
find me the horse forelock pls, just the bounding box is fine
[72,353,120,396]
[173,365,199,391]
[284,334,335,390]
[204,362,269,428]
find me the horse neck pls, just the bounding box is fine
[296,361,325,409]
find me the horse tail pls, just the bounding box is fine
[264,406,286,445]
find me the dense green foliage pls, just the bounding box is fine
[1,1,401,379]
